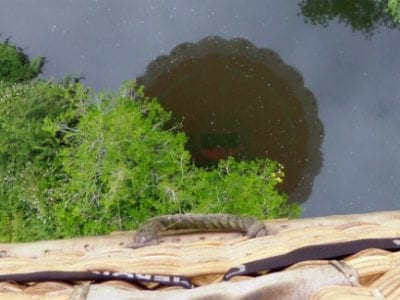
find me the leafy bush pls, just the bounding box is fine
[0,39,44,83]
[52,82,300,238]
[0,78,300,242]
[52,86,191,236]
[186,158,300,219]
[0,80,88,241]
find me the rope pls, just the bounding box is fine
[132,213,268,248]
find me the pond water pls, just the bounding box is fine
[1,0,399,217]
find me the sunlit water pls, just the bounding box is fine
[1,0,399,217]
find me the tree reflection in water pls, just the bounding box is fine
[137,36,324,203]
[298,0,399,38]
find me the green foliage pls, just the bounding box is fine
[298,0,399,37]
[53,87,191,236]
[0,39,44,83]
[184,158,300,219]
[50,83,299,238]
[0,79,300,242]
[387,0,400,22]
[0,80,88,241]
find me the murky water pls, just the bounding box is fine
[1,0,399,216]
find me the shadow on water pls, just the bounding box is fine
[137,36,324,204]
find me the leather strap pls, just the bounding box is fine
[0,270,194,289]
[223,237,400,280]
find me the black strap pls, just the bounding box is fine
[0,270,194,289]
[223,237,400,280]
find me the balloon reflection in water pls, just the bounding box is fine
[137,36,324,203]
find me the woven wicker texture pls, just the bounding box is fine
[0,211,399,299]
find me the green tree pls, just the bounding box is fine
[0,78,299,242]
[183,157,300,219]
[52,86,191,236]
[0,39,44,83]
[52,82,299,238]
[298,0,400,37]
[0,80,88,241]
